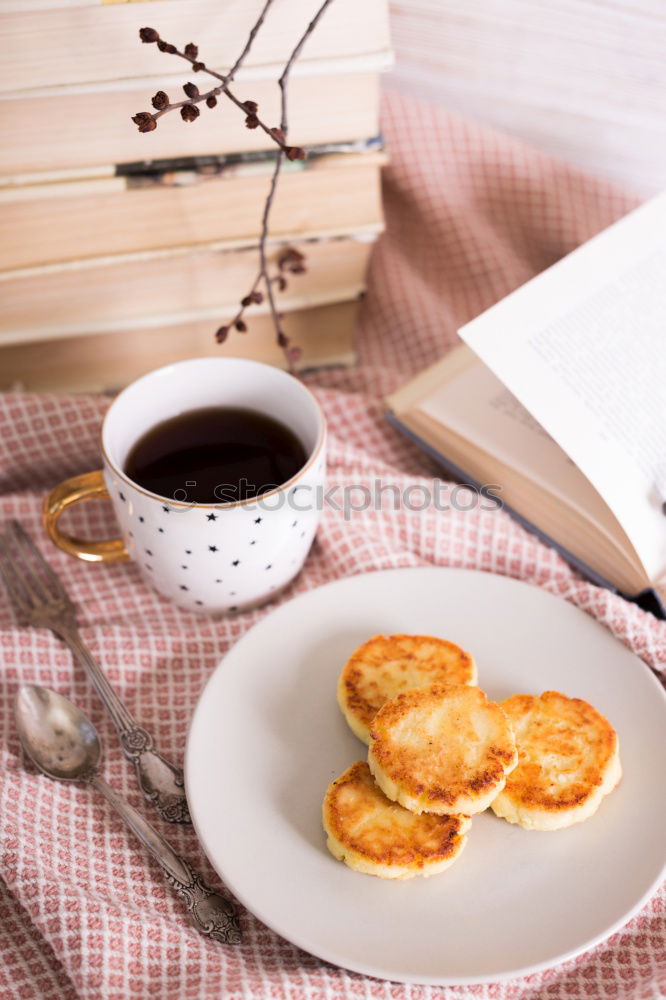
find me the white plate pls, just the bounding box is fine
[185,568,666,985]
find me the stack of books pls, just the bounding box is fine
[0,0,391,391]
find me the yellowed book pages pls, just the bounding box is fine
[0,298,360,393]
[0,73,379,174]
[0,70,381,175]
[0,235,375,344]
[0,0,391,93]
[0,153,386,270]
[387,345,651,596]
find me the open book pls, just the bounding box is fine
[387,192,666,616]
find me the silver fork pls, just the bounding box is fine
[0,519,190,824]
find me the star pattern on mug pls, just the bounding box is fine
[124,463,319,614]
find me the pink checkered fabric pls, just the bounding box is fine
[1,91,664,1000]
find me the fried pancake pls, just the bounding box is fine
[368,684,517,815]
[337,634,477,744]
[323,760,471,879]
[490,691,622,831]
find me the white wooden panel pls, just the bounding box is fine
[388,0,666,193]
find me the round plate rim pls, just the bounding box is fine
[185,567,666,986]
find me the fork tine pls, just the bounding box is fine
[0,542,31,615]
[7,520,70,605]
[4,521,56,606]
[0,537,44,607]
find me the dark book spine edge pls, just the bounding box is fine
[385,412,665,621]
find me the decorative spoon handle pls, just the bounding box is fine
[92,775,241,944]
[63,625,190,824]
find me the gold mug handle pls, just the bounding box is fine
[43,470,129,564]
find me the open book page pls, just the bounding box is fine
[416,359,629,551]
[459,192,666,585]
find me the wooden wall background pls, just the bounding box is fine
[388,0,665,195]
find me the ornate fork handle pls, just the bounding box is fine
[60,624,191,824]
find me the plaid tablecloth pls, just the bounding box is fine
[1,91,665,1000]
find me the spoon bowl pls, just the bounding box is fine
[15,684,101,781]
[13,683,241,944]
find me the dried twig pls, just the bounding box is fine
[216,0,334,366]
[132,0,335,364]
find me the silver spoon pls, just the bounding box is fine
[14,684,241,945]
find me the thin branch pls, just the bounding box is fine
[278,0,335,132]
[259,152,286,345]
[135,0,335,363]
[218,0,334,363]
[145,47,303,158]
[137,2,304,159]
[225,0,275,84]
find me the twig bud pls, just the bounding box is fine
[278,247,306,273]
[206,96,218,109]
[183,82,200,99]
[151,91,169,110]
[139,27,159,44]
[235,320,248,332]
[184,42,199,59]
[132,111,157,133]
[192,62,206,72]
[245,115,259,130]
[270,127,286,144]
[242,101,259,114]
[285,146,306,161]
[277,331,289,348]
[180,104,200,123]
[215,326,229,343]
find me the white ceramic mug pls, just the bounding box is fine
[44,358,326,614]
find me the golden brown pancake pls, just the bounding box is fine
[491,691,621,830]
[368,684,517,815]
[322,760,471,879]
[337,634,477,744]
